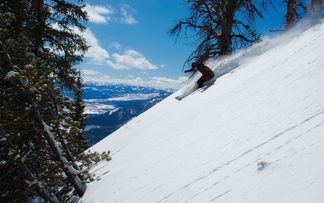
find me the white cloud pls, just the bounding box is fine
[81,70,188,90]
[143,76,189,90]
[160,64,167,68]
[120,4,137,24]
[81,69,100,75]
[109,42,122,50]
[76,28,110,64]
[50,24,109,64]
[84,4,114,24]
[107,49,158,70]
[84,4,137,25]
[52,25,109,64]
[76,29,156,70]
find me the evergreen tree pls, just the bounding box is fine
[69,73,89,155]
[0,0,111,202]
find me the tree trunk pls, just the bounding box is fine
[0,41,13,74]
[21,160,61,203]
[37,113,87,197]
[32,0,45,56]
[286,0,297,30]
[220,1,237,55]
[0,40,87,197]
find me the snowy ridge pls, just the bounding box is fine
[84,93,161,102]
[84,104,116,115]
[84,93,160,114]
[81,22,324,203]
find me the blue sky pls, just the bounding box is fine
[76,0,287,89]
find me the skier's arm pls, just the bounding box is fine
[184,67,195,73]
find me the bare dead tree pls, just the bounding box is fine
[285,0,306,30]
[170,0,267,64]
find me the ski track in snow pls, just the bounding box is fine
[157,109,324,202]
[81,21,324,203]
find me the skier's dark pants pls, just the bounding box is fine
[197,76,206,88]
[197,72,214,88]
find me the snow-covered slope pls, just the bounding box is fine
[80,22,324,203]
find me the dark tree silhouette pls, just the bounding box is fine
[285,0,306,30]
[170,0,267,64]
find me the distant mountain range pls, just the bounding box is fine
[82,83,172,145]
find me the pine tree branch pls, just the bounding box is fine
[0,39,87,197]
[0,41,14,73]
[21,160,61,203]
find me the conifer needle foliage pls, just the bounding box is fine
[0,1,111,202]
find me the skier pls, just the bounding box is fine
[184,61,214,88]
